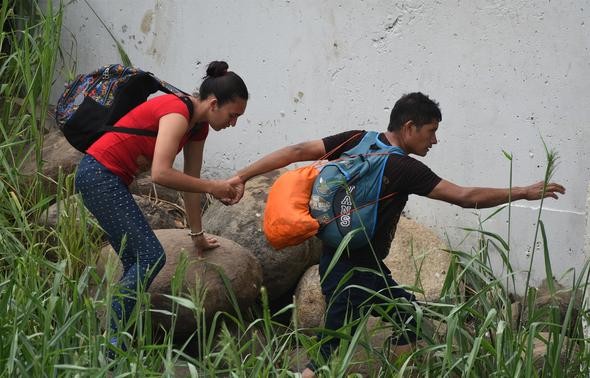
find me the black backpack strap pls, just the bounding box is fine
[105,126,158,137]
[178,95,194,121]
[177,95,205,138]
[106,77,198,139]
[108,96,199,138]
[149,73,194,123]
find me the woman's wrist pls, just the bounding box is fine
[203,179,215,195]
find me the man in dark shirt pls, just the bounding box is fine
[230,92,565,377]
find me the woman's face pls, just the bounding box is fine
[209,98,247,131]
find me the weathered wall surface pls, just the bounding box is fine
[52,1,589,294]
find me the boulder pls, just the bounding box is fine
[96,229,263,337]
[203,169,322,300]
[129,173,185,206]
[22,124,83,193]
[40,193,92,230]
[294,264,324,331]
[132,195,186,229]
[520,279,584,334]
[530,332,576,371]
[384,216,448,302]
[129,174,213,211]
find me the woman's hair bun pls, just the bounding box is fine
[205,61,229,78]
[198,60,248,105]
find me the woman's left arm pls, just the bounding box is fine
[183,139,221,257]
[151,113,236,200]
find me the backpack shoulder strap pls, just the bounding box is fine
[153,76,198,135]
[343,131,406,157]
[108,92,197,138]
[177,95,194,121]
[147,72,193,119]
[176,95,204,137]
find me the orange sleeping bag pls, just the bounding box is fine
[263,165,320,250]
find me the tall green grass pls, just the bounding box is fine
[1,1,588,377]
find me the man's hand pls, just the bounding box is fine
[229,175,245,205]
[209,179,237,201]
[220,175,245,205]
[523,181,566,200]
[428,179,566,209]
[191,233,220,258]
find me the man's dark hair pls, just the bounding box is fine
[388,92,442,132]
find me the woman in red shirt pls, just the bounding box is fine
[75,61,248,352]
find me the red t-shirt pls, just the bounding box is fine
[87,94,208,185]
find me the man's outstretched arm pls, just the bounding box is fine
[236,140,326,183]
[427,179,566,209]
[225,140,326,204]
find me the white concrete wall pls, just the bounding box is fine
[53,0,589,295]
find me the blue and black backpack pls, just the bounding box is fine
[55,64,194,152]
[309,131,406,249]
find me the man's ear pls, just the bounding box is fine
[402,120,416,134]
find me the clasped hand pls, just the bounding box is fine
[209,176,245,205]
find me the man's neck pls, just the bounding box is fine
[384,131,402,147]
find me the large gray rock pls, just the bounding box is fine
[129,175,212,211]
[530,332,575,371]
[96,229,262,337]
[203,170,322,300]
[294,264,324,331]
[129,173,186,206]
[132,194,186,229]
[519,279,584,334]
[22,124,83,193]
[384,216,449,302]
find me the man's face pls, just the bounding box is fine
[209,98,247,131]
[408,121,438,156]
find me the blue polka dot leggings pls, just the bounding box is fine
[75,154,166,332]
